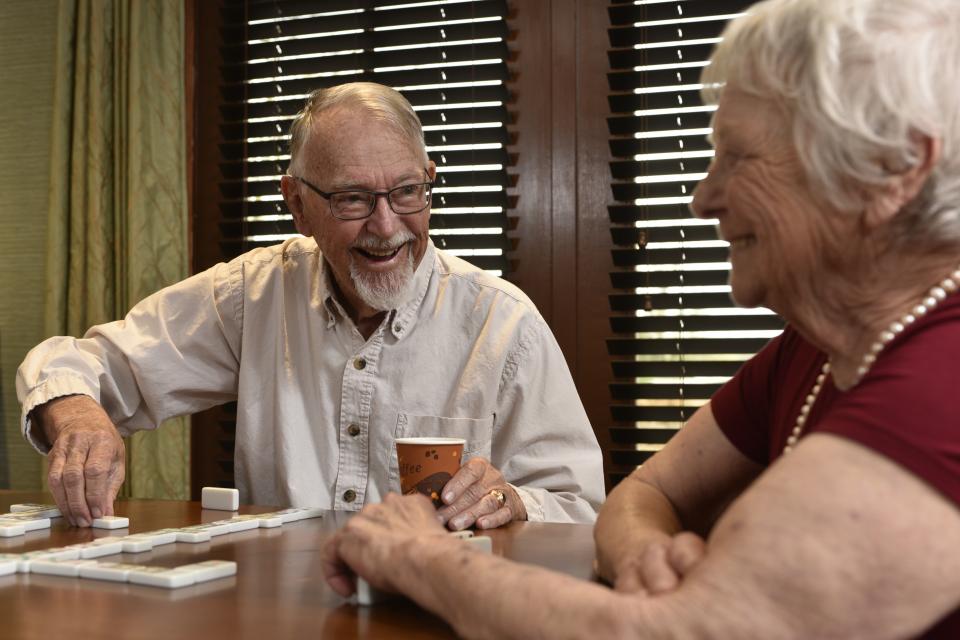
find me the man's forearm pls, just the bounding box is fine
[594,473,684,583]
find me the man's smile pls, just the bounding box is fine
[351,241,409,268]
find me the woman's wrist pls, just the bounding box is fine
[391,533,459,595]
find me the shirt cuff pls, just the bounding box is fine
[20,375,96,455]
[510,483,544,522]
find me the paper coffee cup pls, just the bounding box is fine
[395,437,465,507]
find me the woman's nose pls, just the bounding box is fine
[690,164,723,220]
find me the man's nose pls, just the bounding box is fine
[365,194,401,236]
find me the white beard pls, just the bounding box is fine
[348,230,417,311]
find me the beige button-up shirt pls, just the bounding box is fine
[17,238,604,522]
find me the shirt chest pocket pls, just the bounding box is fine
[389,413,494,489]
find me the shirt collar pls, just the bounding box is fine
[316,259,344,328]
[389,240,435,340]
[317,240,436,339]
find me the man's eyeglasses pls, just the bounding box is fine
[294,172,433,221]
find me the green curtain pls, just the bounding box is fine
[44,0,190,499]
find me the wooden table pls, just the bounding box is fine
[0,491,597,639]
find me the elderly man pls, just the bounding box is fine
[322,1,960,637]
[16,82,603,529]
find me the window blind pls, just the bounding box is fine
[218,0,511,274]
[606,0,783,484]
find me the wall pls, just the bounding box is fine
[0,0,58,488]
[507,0,617,485]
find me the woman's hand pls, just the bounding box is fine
[612,532,707,595]
[322,492,450,597]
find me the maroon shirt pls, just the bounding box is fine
[712,293,960,638]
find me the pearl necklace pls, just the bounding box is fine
[783,267,960,455]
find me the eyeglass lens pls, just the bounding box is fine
[331,183,431,219]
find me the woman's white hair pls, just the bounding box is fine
[288,82,428,173]
[702,0,960,250]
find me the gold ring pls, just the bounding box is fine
[489,488,506,508]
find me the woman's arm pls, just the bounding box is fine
[327,432,960,639]
[594,402,761,589]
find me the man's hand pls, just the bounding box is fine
[436,457,526,530]
[32,395,125,527]
[322,492,449,597]
[612,531,706,595]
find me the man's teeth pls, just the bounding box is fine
[362,246,400,257]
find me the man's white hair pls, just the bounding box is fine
[702,0,960,251]
[288,82,428,174]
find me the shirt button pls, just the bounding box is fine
[353,358,366,370]
[347,423,361,437]
[343,489,357,503]
[393,323,403,333]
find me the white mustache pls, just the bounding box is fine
[352,229,415,252]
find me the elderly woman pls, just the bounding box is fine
[321,0,960,637]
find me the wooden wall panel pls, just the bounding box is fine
[507,1,556,322]
[189,0,237,499]
[573,1,617,490]
[509,0,615,488]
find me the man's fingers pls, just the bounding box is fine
[447,491,503,531]
[445,509,476,530]
[437,481,490,524]
[83,440,119,519]
[46,448,74,526]
[62,444,93,527]
[437,460,518,530]
[440,458,487,506]
[476,505,512,530]
[438,462,501,524]
[104,459,126,517]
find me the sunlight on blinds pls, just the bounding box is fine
[224,0,510,275]
[606,0,781,479]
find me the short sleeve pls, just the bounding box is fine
[817,305,960,507]
[710,332,788,464]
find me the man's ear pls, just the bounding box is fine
[424,160,437,225]
[280,175,310,236]
[863,135,941,230]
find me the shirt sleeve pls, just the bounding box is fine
[493,316,605,524]
[818,311,960,507]
[710,330,795,465]
[16,260,244,453]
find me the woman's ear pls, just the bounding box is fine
[863,135,941,230]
